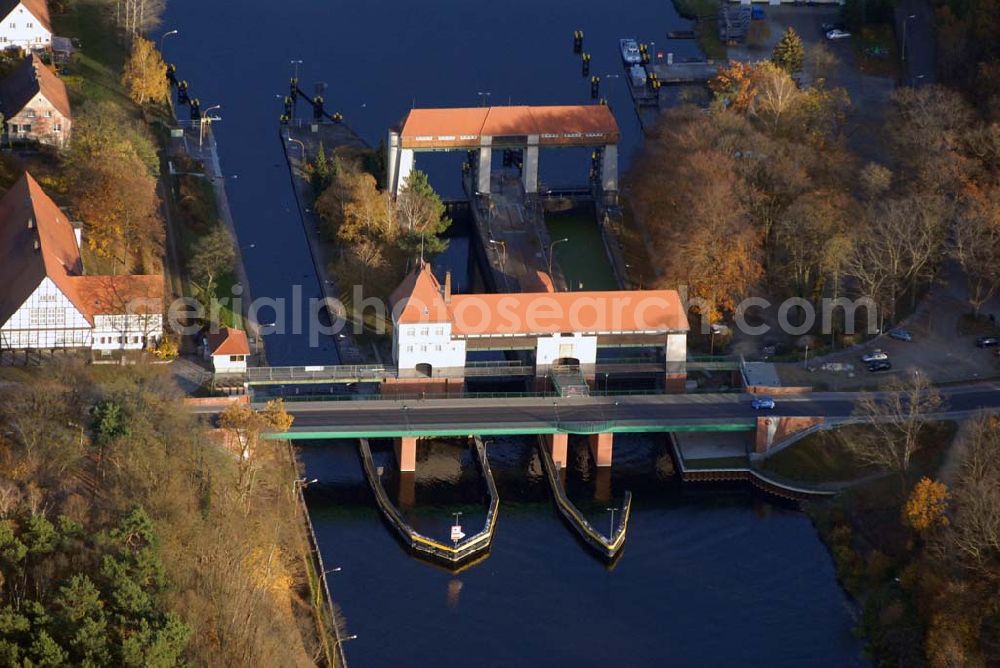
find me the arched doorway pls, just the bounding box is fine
[553,357,580,370]
[415,362,433,378]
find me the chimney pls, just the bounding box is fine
[443,271,452,304]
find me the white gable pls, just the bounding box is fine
[0,3,51,49]
[0,276,91,349]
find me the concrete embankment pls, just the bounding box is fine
[669,434,835,501]
[358,437,499,566]
[536,436,632,560]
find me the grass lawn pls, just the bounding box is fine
[683,455,748,469]
[52,2,131,107]
[762,421,957,484]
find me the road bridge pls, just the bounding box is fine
[247,383,1000,472]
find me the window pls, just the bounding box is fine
[26,109,35,119]
[9,23,15,29]
[53,124,60,132]
[419,328,428,336]
[405,345,413,353]
[22,124,31,133]
[435,345,442,352]
[26,22,32,28]
[44,110,51,118]
[8,124,17,133]
[29,307,65,326]
[231,355,245,362]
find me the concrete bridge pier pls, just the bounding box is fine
[398,471,416,508]
[523,135,539,194]
[589,432,614,467]
[478,137,492,194]
[594,467,612,502]
[395,436,418,472]
[545,433,569,468]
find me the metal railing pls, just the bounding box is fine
[536,435,631,559]
[358,438,500,565]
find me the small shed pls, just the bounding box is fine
[205,327,250,374]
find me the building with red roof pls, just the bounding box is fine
[0,173,164,353]
[389,262,688,385]
[205,327,250,374]
[386,104,620,198]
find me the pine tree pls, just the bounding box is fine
[772,27,805,74]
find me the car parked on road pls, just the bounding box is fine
[975,336,1000,348]
[751,397,776,410]
[868,360,893,372]
[825,29,851,40]
[821,22,846,33]
[861,350,889,363]
[889,329,913,342]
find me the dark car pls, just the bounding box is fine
[889,329,913,342]
[868,360,893,372]
[975,336,1000,348]
[821,22,846,33]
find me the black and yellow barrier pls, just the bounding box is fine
[359,437,499,566]
[536,435,631,560]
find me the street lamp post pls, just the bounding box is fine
[606,507,617,538]
[159,29,178,52]
[489,238,506,266]
[290,59,303,80]
[199,104,221,150]
[287,136,306,161]
[547,237,569,277]
[477,91,492,107]
[901,14,916,63]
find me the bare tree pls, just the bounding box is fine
[953,194,1000,317]
[936,414,1000,583]
[850,373,944,474]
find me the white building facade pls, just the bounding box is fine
[0,276,91,349]
[0,1,51,50]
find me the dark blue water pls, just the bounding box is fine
[159,1,864,664]
[300,436,863,666]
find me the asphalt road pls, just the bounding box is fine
[273,382,1000,436]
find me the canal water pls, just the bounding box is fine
[301,436,864,666]
[159,0,865,663]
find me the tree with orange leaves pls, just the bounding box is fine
[905,477,950,534]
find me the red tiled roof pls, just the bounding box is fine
[389,263,689,336]
[0,54,71,121]
[70,274,163,320]
[0,173,162,328]
[207,327,250,356]
[398,105,619,149]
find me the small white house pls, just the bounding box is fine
[205,327,250,374]
[0,0,52,50]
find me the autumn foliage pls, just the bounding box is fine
[904,477,950,533]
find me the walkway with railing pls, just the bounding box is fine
[536,436,631,560]
[358,437,500,566]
